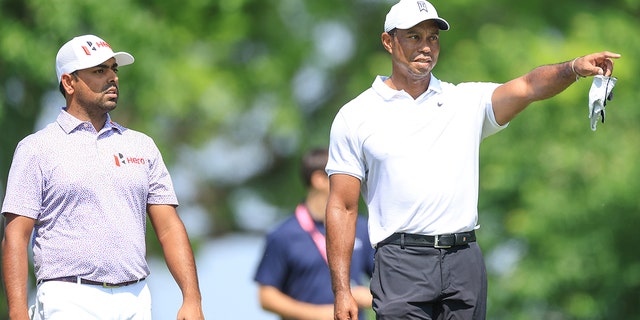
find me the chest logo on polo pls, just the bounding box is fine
[113,153,146,167]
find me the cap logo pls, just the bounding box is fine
[80,40,112,56]
[417,1,428,12]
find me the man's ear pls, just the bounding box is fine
[60,73,76,96]
[381,32,393,54]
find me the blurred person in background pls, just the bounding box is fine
[254,147,374,320]
[1,34,204,320]
[325,0,620,319]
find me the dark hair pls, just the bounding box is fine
[300,147,328,187]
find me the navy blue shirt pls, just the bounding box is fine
[254,211,374,317]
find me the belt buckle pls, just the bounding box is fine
[102,282,120,288]
[433,235,452,249]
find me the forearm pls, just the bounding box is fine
[259,286,333,320]
[494,61,576,124]
[158,222,202,303]
[525,52,621,100]
[493,52,620,125]
[326,204,358,295]
[2,230,31,319]
[351,286,373,308]
[149,205,202,306]
[326,174,363,319]
[521,60,577,103]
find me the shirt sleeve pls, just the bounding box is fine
[480,83,509,139]
[326,111,366,181]
[254,232,289,289]
[146,137,179,206]
[1,137,43,219]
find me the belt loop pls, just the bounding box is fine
[76,276,81,285]
[400,233,405,249]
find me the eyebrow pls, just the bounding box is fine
[405,29,439,35]
[94,63,119,69]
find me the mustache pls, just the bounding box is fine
[102,84,119,93]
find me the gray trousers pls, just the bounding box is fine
[371,241,487,320]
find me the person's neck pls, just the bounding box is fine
[385,73,431,100]
[65,104,108,131]
[304,192,327,223]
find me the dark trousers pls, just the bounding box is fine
[371,241,487,320]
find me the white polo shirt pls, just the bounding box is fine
[326,75,507,246]
[1,109,178,284]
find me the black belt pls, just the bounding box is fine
[37,276,146,288]
[378,230,476,249]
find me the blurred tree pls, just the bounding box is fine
[1,0,639,318]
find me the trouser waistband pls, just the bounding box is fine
[377,230,476,249]
[37,276,146,288]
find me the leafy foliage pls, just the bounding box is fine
[1,0,639,318]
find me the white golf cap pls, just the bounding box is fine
[55,34,134,83]
[384,0,450,32]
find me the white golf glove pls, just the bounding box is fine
[588,75,617,131]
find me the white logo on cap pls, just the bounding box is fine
[417,1,428,12]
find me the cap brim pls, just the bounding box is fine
[435,18,450,31]
[113,52,135,67]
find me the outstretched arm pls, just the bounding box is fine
[492,51,621,125]
[326,174,362,320]
[148,204,204,320]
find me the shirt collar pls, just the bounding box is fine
[56,108,125,134]
[373,74,443,101]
